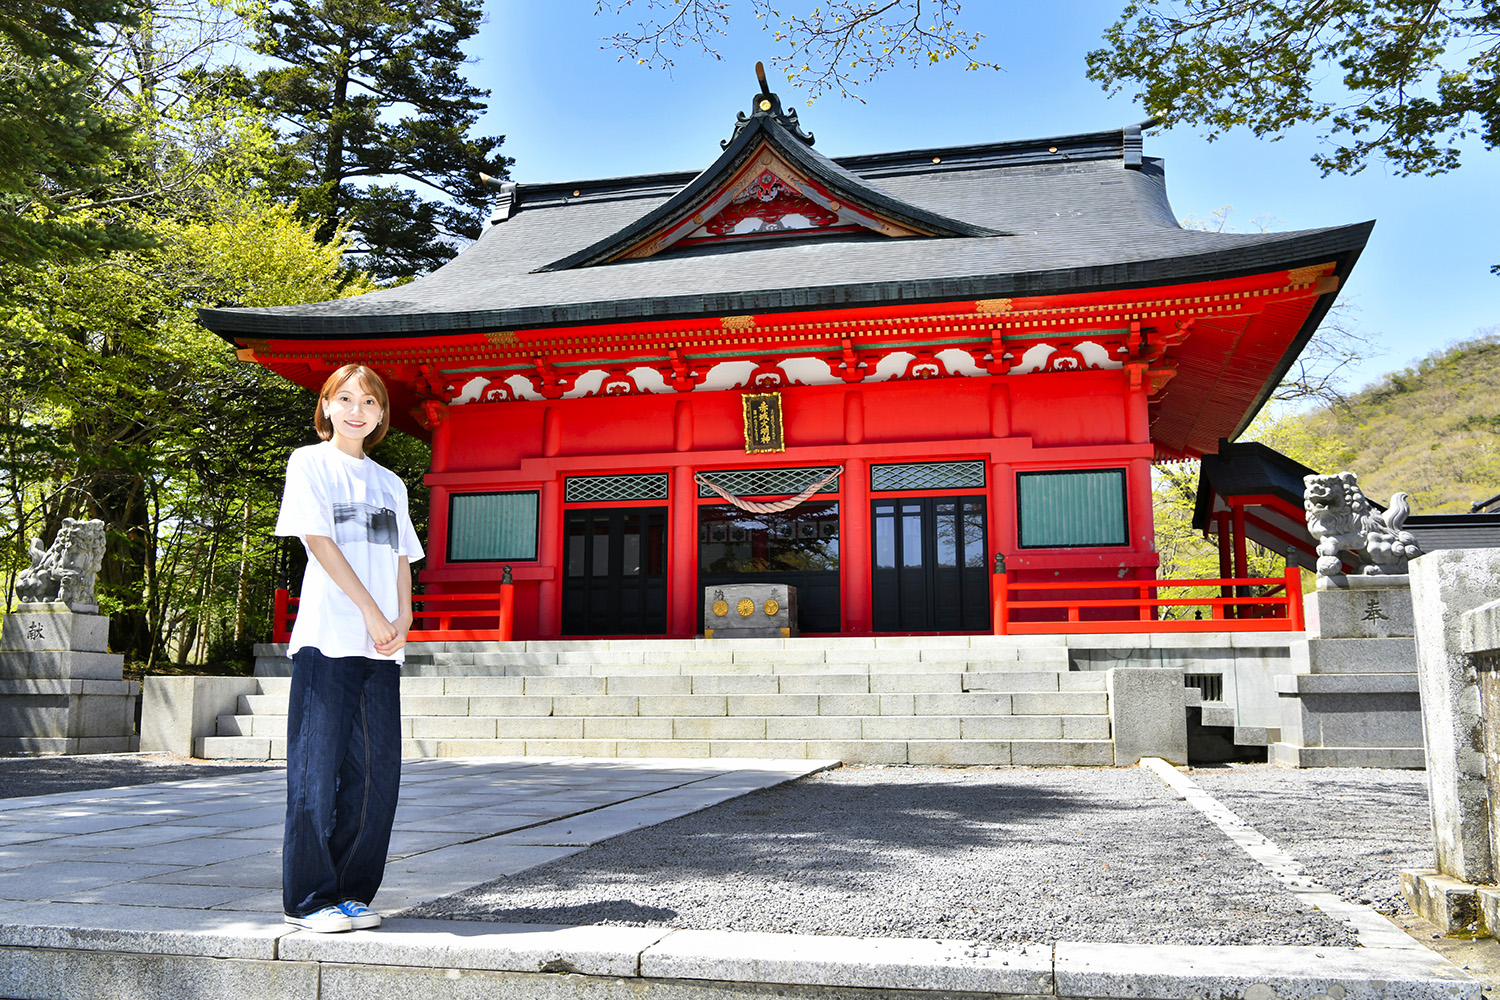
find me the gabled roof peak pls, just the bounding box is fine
[722,62,816,149]
[535,65,1000,272]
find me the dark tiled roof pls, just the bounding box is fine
[1405,514,1500,551]
[1194,440,1319,525]
[198,122,1373,341]
[1192,440,1321,569]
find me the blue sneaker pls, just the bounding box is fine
[285,905,352,933]
[339,900,381,929]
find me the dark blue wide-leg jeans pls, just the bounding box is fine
[283,647,402,917]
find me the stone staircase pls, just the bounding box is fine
[199,637,1116,765]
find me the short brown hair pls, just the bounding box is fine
[313,364,391,449]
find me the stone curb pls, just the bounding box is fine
[0,912,1477,998]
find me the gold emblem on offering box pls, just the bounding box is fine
[736,598,756,617]
[712,600,729,617]
[763,599,779,617]
[742,392,785,453]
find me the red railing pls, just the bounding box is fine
[273,585,514,644]
[992,561,1305,634]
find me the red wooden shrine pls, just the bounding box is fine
[203,81,1370,640]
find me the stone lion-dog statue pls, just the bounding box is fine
[14,517,107,607]
[1303,472,1422,579]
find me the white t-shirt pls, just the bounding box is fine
[274,441,425,662]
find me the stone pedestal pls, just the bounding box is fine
[0,602,138,754]
[1270,576,1425,768]
[703,585,797,639]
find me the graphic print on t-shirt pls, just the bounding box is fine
[332,501,398,547]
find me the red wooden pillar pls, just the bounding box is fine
[989,461,1014,562]
[431,416,452,473]
[842,458,870,633]
[989,459,1014,626]
[1231,502,1249,620]
[669,465,698,636]
[1128,457,1154,551]
[1124,379,1150,444]
[1215,511,1233,578]
[536,479,561,637]
[1216,510,1233,616]
[422,419,451,582]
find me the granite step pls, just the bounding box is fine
[213,712,1112,741]
[233,687,1109,719]
[196,734,1117,766]
[234,638,1119,765]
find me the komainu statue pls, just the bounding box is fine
[1303,472,1422,579]
[14,518,107,607]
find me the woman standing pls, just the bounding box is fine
[275,364,423,933]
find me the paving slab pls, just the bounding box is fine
[1055,941,1476,999]
[0,901,287,958]
[641,927,1054,994]
[281,918,669,977]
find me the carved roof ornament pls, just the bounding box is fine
[723,62,816,149]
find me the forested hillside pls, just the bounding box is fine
[1247,330,1500,515]
[1154,330,1500,585]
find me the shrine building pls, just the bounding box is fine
[200,82,1371,641]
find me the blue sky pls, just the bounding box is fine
[461,2,1496,395]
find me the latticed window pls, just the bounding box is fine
[565,473,669,504]
[1016,469,1127,548]
[449,491,539,561]
[696,466,841,498]
[871,461,986,492]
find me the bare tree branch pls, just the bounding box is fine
[595,0,1000,100]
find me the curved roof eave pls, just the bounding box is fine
[1227,223,1373,443]
[198,221,1375,342]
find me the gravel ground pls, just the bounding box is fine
[0,753,279,800]
[1190,764,1432,917]
[408,764,1359,948]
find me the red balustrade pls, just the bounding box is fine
[272,586,515,644]
[991,561,1305,634]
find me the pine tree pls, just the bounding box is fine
[244,0,511,281]
[0,0,140,267]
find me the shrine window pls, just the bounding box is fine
[871,461,986,492]
[449,491,539,562]
[1016,470,1127,548]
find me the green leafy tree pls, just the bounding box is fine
[1087,1,1499,178]
[241,0,511,281]
[0,0,141,266]
[0,193,376,662]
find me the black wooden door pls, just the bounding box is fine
[871,497,989,630]
[562,507,668,635]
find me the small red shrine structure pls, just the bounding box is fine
[202,80,1370,641]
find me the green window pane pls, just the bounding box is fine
[1017,470,1127,548]
[449,492,538,561]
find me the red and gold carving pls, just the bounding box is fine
[703,171,839,236]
